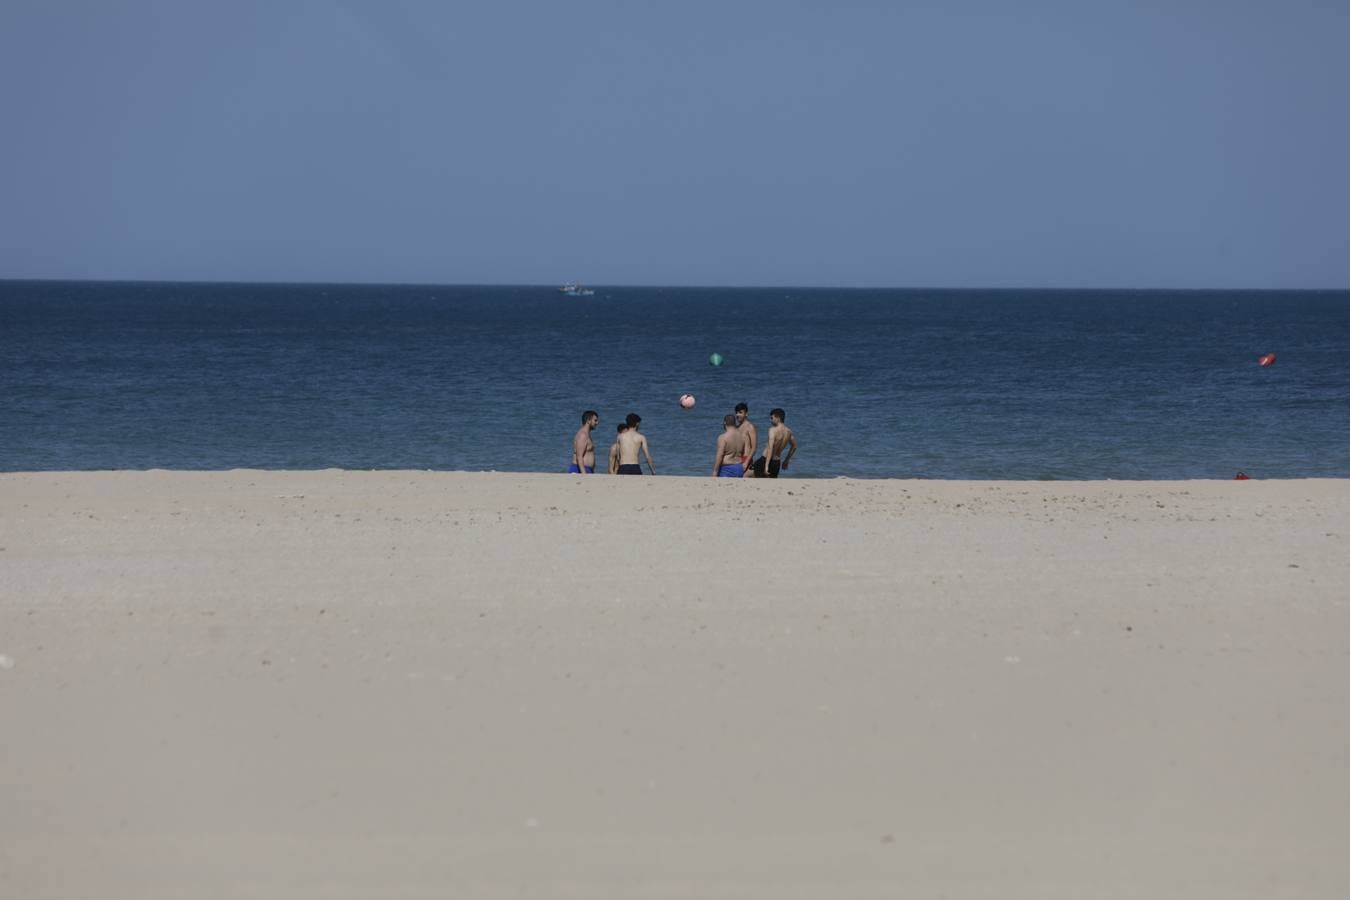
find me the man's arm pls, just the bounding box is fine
[608,443,620,474]
[573,431,589,474]
[746,424,758,461]
[782,431,798,469]
[712,436,725,477]
[641,436,655,475]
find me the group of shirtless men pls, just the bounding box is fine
[569,403,799,478]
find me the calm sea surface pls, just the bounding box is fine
[2,281,1348,478]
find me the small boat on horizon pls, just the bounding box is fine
[559,281,595,296]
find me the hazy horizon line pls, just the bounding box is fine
[3,276,1348,294]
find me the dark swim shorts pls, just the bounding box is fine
[567,464,595,474]
[751,457,781,478]
[616,464,643,475]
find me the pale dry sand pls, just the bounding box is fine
[2,471,1349,899]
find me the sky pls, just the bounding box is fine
[2,0,1347,288]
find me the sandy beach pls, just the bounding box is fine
[2,470,1349,899]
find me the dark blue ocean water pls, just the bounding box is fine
[2,281,1348,478]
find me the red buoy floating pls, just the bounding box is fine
[1234,471,1250,480]
[1258,353,1277,367]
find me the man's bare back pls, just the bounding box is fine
[616,415,655,474]
[717,430,745,467]
[713,416,746,476]
[764,423,794,461]
[616,430,645,466]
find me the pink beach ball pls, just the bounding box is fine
[679,394,696,409]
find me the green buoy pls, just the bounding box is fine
[708,352,724,367]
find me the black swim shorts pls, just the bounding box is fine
[751,457,781,478]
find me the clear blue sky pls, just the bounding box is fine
[2,1,1347,287]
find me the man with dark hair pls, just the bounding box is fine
[569,410,598,474]
[752,407,797,477]
[713,414,747,477]
[607,423,628,475]
[734,402,757,475]
[615,412,656,474]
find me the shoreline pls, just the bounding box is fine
[4,471,1349,898]
[6,467,1350,479]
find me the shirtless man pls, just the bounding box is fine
[569,410,598,474]
[615,413,656,475]
[607,423,628,474]
[753,407,797,477]
[713,414,747,477]
[734,402,758,476]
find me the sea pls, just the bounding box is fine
[2,281,1348,479]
